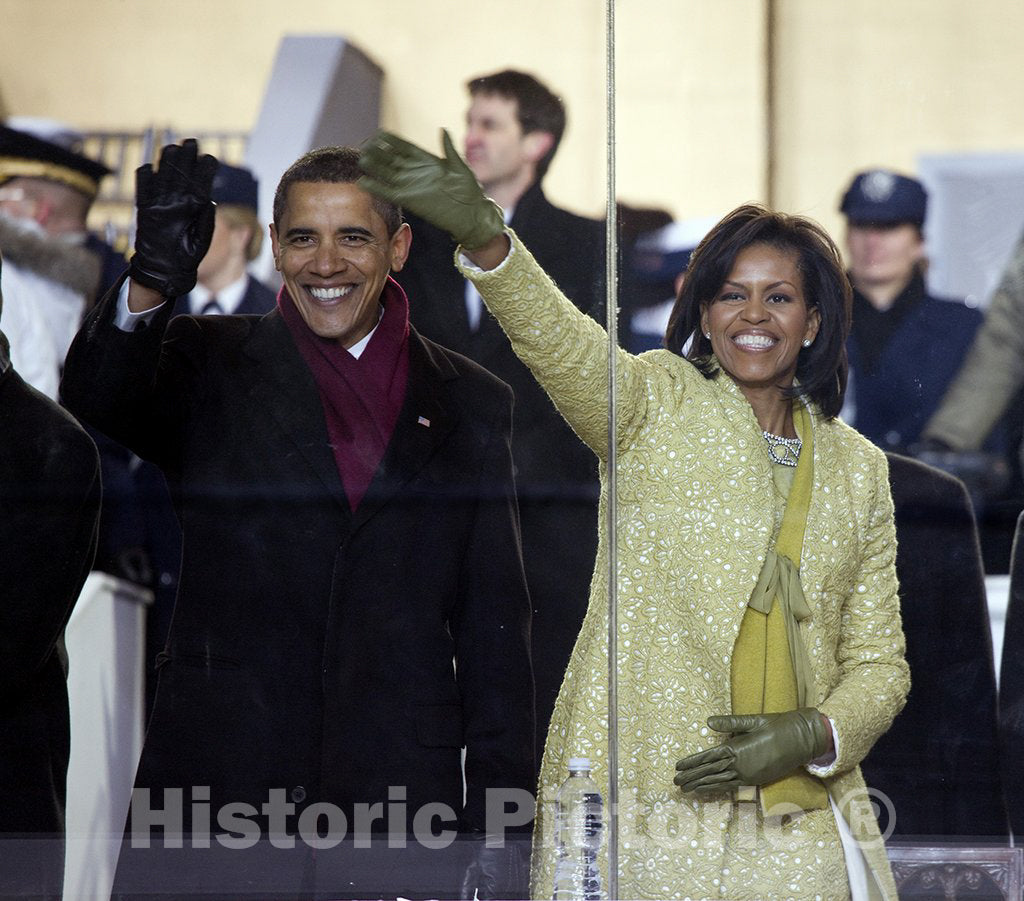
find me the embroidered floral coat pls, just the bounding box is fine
[459,233,910,900]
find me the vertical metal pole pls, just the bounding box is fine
[765,0,777,207]
[604,0,619,897]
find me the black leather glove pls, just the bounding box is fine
[129,139,217,297]
[459,831,530,900]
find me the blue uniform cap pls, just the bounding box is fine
[211,162,259,211]
[840,169,927,227]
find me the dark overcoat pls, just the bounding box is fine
[60,283,534,897]
[142,272,278,701]
[397,181,603,764]
[0,367,100,896]
[860,453,1008,839]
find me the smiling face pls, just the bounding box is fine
[270,181,411,348]
[700,242,820,424]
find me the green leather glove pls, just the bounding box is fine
[673,708,829,797]
[358,129,505,250]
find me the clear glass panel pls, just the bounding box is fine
[8,4,1021,898]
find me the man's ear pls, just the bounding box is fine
[522,131,555,165]
[269,223,282,272]
[388,222,413,273]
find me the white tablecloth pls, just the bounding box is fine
[63,571,152,901]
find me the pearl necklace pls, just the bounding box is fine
[763,430,802,467]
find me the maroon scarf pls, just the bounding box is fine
[278,277,410,511]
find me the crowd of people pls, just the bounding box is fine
[0,68,1021,900]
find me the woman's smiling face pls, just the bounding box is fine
[701,242,820,410]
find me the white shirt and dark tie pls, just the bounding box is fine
[188,274,250,316]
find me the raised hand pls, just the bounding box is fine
[129,139,217,298]
[359,129,504,250]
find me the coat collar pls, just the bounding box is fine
[351,330,459,531]
[242,311,459,528]
[508,179,549,231]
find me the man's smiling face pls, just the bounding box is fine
[270,181,411,348]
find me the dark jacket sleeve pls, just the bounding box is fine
[60,275,201,471]
[0,371,100,697]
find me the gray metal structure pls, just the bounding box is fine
[919,151,1024,308]
[245,35,383,285]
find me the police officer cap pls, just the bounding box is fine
[840,169,927,227]
[211,162,259,211]
[0,124,111,199]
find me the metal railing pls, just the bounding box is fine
[78,128,249,253]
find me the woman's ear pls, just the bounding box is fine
[804,305,821,345]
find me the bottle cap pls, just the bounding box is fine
[567,757,591,772]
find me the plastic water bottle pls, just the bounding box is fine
[552,757,603,900]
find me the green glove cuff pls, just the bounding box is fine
[799,707,831,761]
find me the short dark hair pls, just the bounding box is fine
[272,146,402,236]
[467,69,565,179]
[665,204,851,420]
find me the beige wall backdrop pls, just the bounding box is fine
[0,0,608,216]
[773,0,1024,241]
[1,0,1023,240]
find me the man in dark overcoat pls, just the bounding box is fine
[0,254,101,899]
[61,141,534,900]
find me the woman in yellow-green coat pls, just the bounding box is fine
[361,134,910,901]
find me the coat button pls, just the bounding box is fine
[291,785,306,803]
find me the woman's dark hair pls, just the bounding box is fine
[664,203,852,419]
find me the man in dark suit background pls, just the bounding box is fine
[396,70,603,767]
[0,253,101,899]
[61,141,534,900]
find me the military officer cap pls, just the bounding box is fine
[840,169,927,228]
[0,123,111,199]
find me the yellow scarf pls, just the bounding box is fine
[730,401,827,815]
